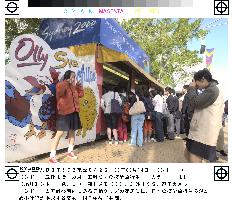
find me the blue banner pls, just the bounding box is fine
[39,18,101,49]
[39,18,150,72]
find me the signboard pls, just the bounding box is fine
[5,34,99,162]
[39,18,150,72]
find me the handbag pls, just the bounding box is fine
[129,95,146,115]
[111,92,122,114]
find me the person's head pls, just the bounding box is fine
[182,85,189,94]
[135,86,144,97]
[150,89,158,98]
[159,90,164,96]
[164,87,172,96]
[120,88,126,94]
[144,89,150,98]
[193,68,213,89]
[114,87,120,93]
[171,89,176,95]
[63,70,76,84]
[107,85,115,92]
[127,90,135,100]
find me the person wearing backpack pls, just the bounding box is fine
[128,87,146,147]
[101,86,122,145]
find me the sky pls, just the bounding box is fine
[188,18,228,70]
[187,18,228,99]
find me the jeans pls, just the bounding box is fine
[131,114,145,146]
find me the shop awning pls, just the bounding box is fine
[39,18,150,72]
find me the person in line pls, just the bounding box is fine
[216,100,228,157]
[142,89,154,142]
[179,85,189,135]
[162,92,169,139]
[101,86,122,145]
[216,127,227,158]
[151,90,165,142]
[184,69,224,163]
[181,85,194,138]
[165,87,176,140]
[49,70,84,163]
[117,91,130,143]
[128,87,145,147]
[171,89,181,138]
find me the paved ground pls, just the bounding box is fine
[34,124,228,163]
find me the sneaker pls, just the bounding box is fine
[67,151,78,160]
[217,150,228,157]
[114,140,119,145]
[128,143,136,147]
[124,140,127,143]
[150,138,155,142]
[119,141,123,144]
[109,140,113,145]
[49,157,59,163]
[154,139,158,143]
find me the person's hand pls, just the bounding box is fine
[76,80,82,86]
[189,79,196,88]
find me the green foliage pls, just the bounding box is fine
[120,18,209,86]
[5,18,40,52]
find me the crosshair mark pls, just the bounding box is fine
[5,166,20,181]
[214,0,229,15]
[5,0,20,16]
[214,166,229,181]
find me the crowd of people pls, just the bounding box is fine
[48,69,228,163]
[101,69,227,163]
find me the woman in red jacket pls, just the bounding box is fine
[49,70,84,163]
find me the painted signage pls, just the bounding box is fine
[6,34,99,162]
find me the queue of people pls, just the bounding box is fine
[100,85,186,147]
[48,69,227,163]
[100,69,227,163]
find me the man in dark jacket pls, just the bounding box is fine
[171,89,181,136]
[181,87,195,137]
[165,87,176,140]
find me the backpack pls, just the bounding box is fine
[111,92,122,115]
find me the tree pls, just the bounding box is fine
[120,18,209,86]
[5,18,40,63]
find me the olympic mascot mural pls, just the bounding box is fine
[5,34,99,162]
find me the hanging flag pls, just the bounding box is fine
[200,45,206,54]
[205,48,215,69]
